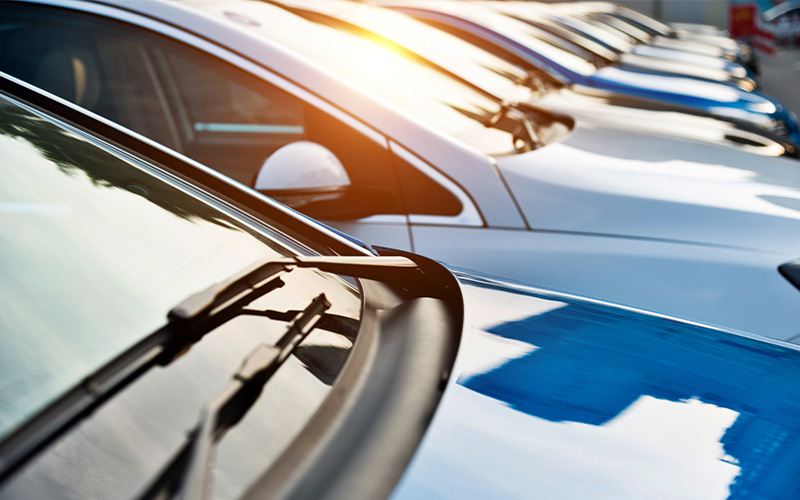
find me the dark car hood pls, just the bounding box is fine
[391,272,800,499]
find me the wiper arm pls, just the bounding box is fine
[515,70,548,97]
[170,255,417,321]
[0,255,421,484]
[483,102,542,152]
[140,294,332,500]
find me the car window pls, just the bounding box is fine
[0,90,364,500]
[0,92,291,438]
[0,15,181,150]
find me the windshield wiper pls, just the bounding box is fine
[139,294,332,500]
[0,255,421,484]
[483,102,542,152]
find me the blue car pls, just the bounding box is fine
[384,1,800,144]
[5,72,800,499]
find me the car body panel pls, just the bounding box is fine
[535,88,793,157]
[392,272,800,499]
[410,223,800,339]
[495,126,800,253]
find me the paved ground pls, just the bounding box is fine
[758,48,800,118]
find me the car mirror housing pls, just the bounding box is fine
[254,141,351,191]
[254,141,398,220]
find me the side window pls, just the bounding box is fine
[393,154,463,217]
[0,9,181,151]
[154,50,309,184]
[156,47,407,218]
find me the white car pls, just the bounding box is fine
[3,0,800,340]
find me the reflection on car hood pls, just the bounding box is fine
[631,44,745,74]
[391,272,800,499]
[494,125,800,254]
[535,88,791,157]
[589,67,781,127]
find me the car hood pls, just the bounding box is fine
[631,44,745,75]
[588,67,781,130]
[535,88,793,157]
[391,272,800,499]
[494,126,800,254]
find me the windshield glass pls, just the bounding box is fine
[0,94,295,439]
[458,6,599,77]
[614,7,669,36]
[0,92,364,500]
[198,2,521,156]
[296,2,535,104]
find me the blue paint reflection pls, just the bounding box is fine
[461,296,800,498]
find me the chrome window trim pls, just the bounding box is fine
[348,214,409,224]
[391,142,483,227]
[13,0,389,149]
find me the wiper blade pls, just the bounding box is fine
[141,294,332,500]
[483,102,542,152]
[0,255,419,484]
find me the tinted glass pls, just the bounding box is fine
[0,93,362,500]
[0,94,298,438]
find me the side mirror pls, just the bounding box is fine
[254,141,351,192]
[254,142,398,220]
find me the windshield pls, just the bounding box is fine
[0,93,364,500]
[292,1,535,104]
[614,7,669,36]
[454,9,597,76]
[197,2,522,156]
[0,94,295,438]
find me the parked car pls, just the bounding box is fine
[488,1,757,89]
[381,0,800,143]
[3,0,800,342]
[277,0,794,157]
[763,0,800,49]
[5,72,800,500]
[563,1,756,67]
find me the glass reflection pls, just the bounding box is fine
[0,97,287,439]
[0,268,361,500]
